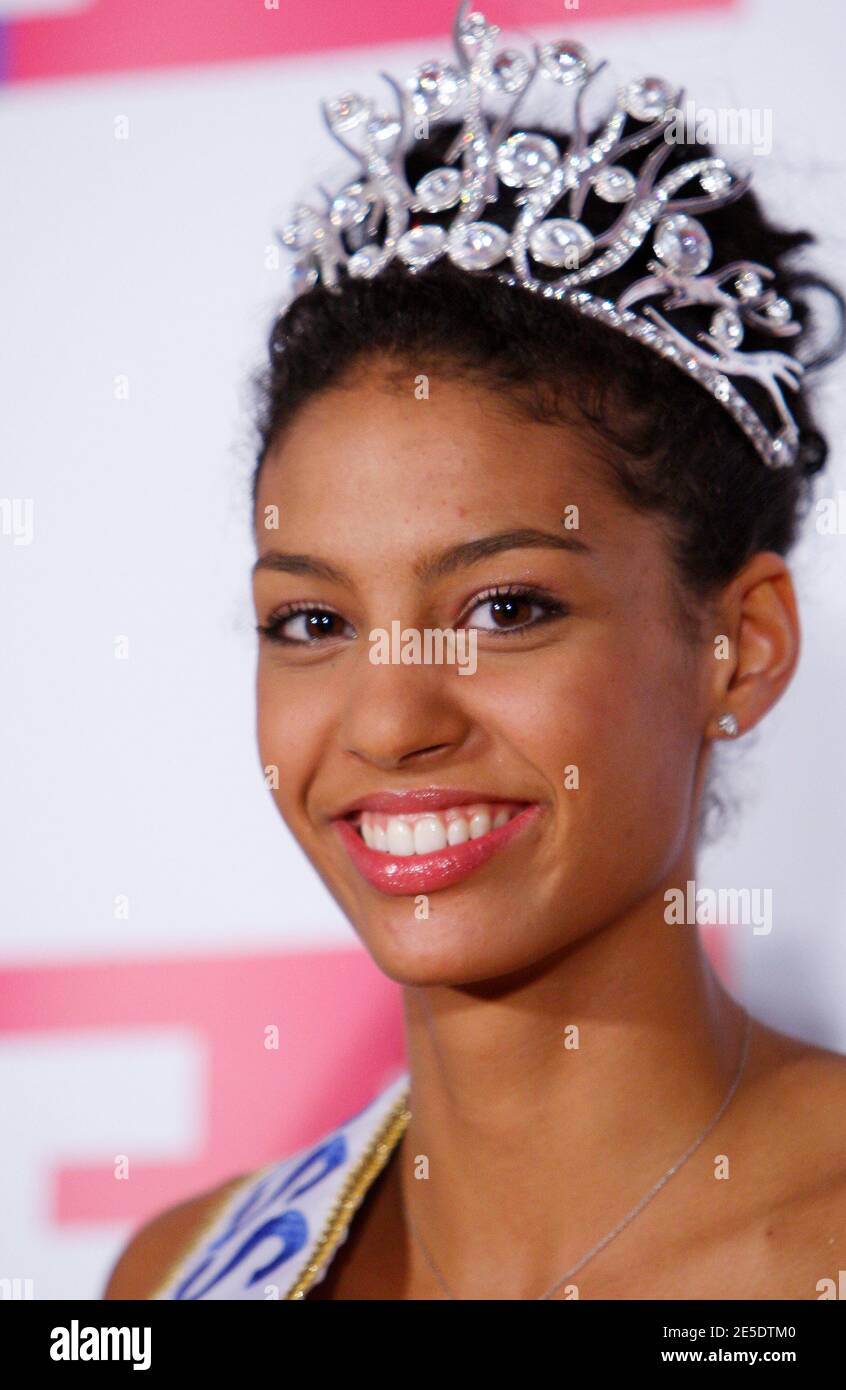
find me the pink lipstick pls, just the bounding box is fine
[331,793,541,896]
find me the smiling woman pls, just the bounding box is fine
[104,4,846,1304]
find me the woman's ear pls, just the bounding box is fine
[704,551,801,740]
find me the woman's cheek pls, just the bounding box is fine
[255,664,327,798]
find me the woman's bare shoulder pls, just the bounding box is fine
[734,1023,846,1294]
[751,1018,846,1109]
[739,1020,846,1213]
[102,1173,250,1300]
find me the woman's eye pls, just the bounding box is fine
[463,593,554,633]
[260,607,353,643]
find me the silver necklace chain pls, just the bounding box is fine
[403,1009,752,1301]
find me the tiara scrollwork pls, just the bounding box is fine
[277,1,805,468]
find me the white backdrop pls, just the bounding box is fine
[1,0,844,1298]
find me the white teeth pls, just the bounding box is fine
[357,802,522,855]
[386,818,415,856]
[413,816,448,854]
[447,818,469,845]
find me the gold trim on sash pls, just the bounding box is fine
[285,1090,412,1300]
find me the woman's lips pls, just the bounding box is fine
[332,802,541,896]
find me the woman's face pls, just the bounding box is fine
[252,357,716,986]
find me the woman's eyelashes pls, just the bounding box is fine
[458,586,569,636]
[256,586,569,646]
[257,604,354,645]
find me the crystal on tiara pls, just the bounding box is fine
[592,165,636,203]
[538,40,591,86]
[621,76,676,121]
[415,166,463,212]
[448,221,510,269]
[496,132,560,187]
[397,224,448,267]
[277,0,805,469]
[489,50,531,93]
[529,219,594,267]
[710,308,744,350]
[735,269,763,299]
[653,214,713,275]
[408,62,464,118]
[329,184,370,229]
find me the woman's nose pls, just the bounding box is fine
[338,650,474,772]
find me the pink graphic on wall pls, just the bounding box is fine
[3,0,736,85]
[0,950,405,1228]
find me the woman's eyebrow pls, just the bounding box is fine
[418,528,593,582]
[253,529,592,586]
[252,552,348,583]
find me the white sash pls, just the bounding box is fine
[153,1069,410,1300]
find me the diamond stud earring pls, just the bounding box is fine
[716,712,740,737]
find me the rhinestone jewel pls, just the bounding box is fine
[710,308,744,349]
[280,206,322,250]
[347,244,383,277]
[447,221,509,270]
[458,9,499,48]
[653,213,712,275]
[488,48,530,93]
[529,219,594,267]
[329,182,371,229]
[408,62,463,118]
[397,224,447,267]
[496,132,560,188]
[735,270,763,300]
[700,166,732,194]
[326,92,369,132]
[288,262,318,295]
[538,40,590,85]
[415,166,462,212]
[592,164,636,203]
[765,296,792,324]
[622,76,675,121]
[367,113,401,146]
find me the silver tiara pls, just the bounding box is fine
[278,0,804,468]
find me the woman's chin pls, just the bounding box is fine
[349,907,555,989]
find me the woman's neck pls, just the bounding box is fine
[398,862,751,1298]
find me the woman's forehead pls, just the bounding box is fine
[257,363,609,510]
